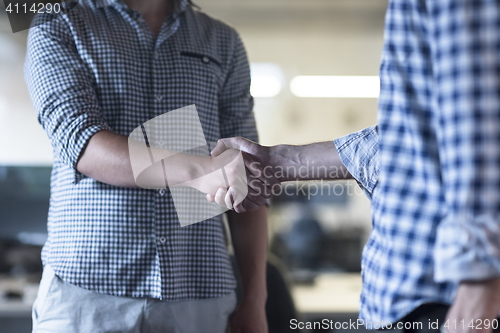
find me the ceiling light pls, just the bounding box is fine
[290,76,380,98]
[250,63,284,98]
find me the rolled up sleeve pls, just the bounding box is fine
[24,18,111,183]
[334,126,379,200]
[430,1,500,282]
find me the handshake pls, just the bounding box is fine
[199,137,353,213]
[204,137,281,213]
[127,107,359,219]
[129,123,355,217]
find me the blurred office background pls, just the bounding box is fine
[0,0,386,331]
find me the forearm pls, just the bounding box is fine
[77,130,138,187]
[447,277,500,333]
[456,278,500,318]
[269,142,352,182]
[227,206,268,304]
[77,130,205,188]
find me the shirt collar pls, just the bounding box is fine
[95,0,189,12]
[95,0,119,8]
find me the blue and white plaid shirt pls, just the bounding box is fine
[336,0,500,324]
[25,0,258,300]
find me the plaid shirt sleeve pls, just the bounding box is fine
[431,1,500,282]
[334,126,379,200]
[218,32,258,142]
[24,18,111,183]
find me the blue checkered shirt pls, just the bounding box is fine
[335,0,500,324]
[24,0,258,300]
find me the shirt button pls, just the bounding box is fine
[202,56,210,64]
[159,237,167,243]
[155,95,163,102]
[159,189,166,196]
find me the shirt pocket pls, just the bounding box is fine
[175,51,224,97]
[167,51,224,140]
[180,52,222,67]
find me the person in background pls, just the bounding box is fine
[210,0,500,331]
[25,0,270,332]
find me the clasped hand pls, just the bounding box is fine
[204,137,281,213]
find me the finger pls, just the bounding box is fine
[232,187,261,212]
[230,178,267,208]
[206,194,215,202]
[246,186,268,207]
[241,198,260,212]
[229,170,269,208]
[225,187,235,210]
[233,201,247,214]
[228,173,249,205]
[230,187,247,209]
[214,187,229,208]
[247,177,273,200]
[248,194,267,207]
[229,173,267,211]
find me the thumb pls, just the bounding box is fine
[211,138,242,156]
[211,140,228,157]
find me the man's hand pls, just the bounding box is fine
[229,299,268,333]
[183,148,247,205]
[208,138,281,213]
[445,278,500,333]
[180,148,272,212]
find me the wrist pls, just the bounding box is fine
[458,277,500,307]
[180,155,214,191]
[186,155,210,180]
[269,144,301,182]
[448,277,500,325]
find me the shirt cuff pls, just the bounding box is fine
[434,214,500,282]
[71,123,112,184]
[334,126,379,200]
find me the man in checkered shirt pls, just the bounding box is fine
[211,1,500,332]
[25,0,270,332]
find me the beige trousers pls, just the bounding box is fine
[32,265,237,333]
